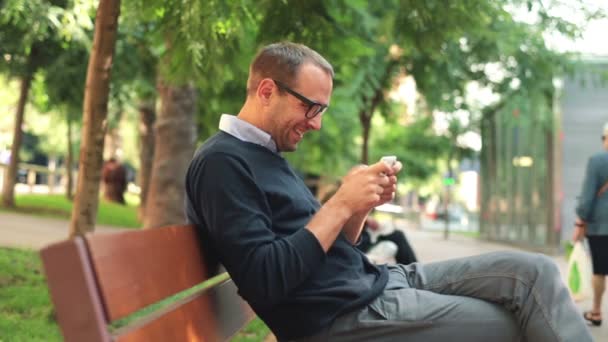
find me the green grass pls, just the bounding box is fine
[0,247,271,342]
[3,193,141,229]
[0,247,62,342]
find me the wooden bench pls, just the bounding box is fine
[40,224,256,342]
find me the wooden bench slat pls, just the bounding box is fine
[86,225,208,320]
[40,238,112,342]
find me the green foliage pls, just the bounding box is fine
[25,74,79,157]
[0,247,62,342]
[0,0,70,77]
[3,0,604,193]
[371,115,449,180]
[39,42,88,112]
[189,0,603,181]
[0,75,68,159]
[0,0,96,172]
[123,0,251,84]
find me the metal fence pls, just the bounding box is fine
[479,94,559,251]
[0,162,72,194]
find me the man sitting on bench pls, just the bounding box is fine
[185,42,591,341]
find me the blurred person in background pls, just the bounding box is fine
[358,214,417,265]
[101,157,127,204]
[573,122,608,326]
[322,188,417,265]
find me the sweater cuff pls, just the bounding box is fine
[286,228,326,270]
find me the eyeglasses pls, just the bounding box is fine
[273,79,328,119]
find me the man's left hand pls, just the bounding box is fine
[377,161,402,205]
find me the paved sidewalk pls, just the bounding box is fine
[1,211,606,340]
[0,211,129,250]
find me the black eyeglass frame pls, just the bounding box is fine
[273,79,328,119]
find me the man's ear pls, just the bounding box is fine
[257,78,275,105]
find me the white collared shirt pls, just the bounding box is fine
[218,114,278,153]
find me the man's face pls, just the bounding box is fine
[267,63,333,152]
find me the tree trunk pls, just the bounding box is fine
[359,87,384,165]
[137,100,156,220]
[2,73,33,208]
[65,111,74,200]
[360,110,371,164]
[143,80,196,228]
[69,0,121,237]
[357,62,394,165]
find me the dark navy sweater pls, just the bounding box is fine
[185,132,388,340]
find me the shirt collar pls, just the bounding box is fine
[218,114,278,153]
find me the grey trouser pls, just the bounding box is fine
[298,251,592,341]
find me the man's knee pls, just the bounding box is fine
[533,253,561,278]
[488,251,559,278]
[500,251,560,281]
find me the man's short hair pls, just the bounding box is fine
[246,42,334,96]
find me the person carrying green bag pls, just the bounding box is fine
[573,122,608,327]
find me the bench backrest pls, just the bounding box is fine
[40,225,255,342]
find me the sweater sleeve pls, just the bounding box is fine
[192,152,325,306]
[576,156,599,221]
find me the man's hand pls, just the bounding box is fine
[305,161,402,251]
[342,161,401,244]
[331,161,402,215]
[377,160,402,206]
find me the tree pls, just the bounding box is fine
[124,0,251,228]
[41,40,92,200]
[69,0,121,237]
[111,19,161,220]
[0,0,67,207]
[142,79,197,228]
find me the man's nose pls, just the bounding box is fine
[307,114,322,130]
